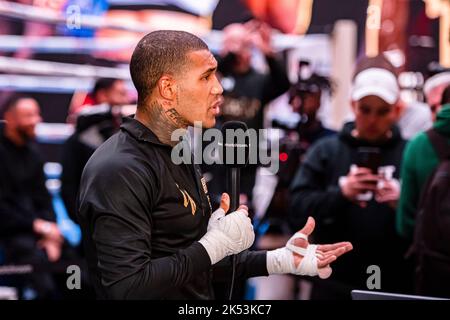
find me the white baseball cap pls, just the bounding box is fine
[351,68,399,104]
[423,71,450,96]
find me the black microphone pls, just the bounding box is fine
[220,121,250,300]
[220,121,250,211]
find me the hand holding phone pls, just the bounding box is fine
[355,147,381,173]
[340,165,379,206]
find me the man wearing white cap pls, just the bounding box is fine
[350,53,432,140]
[423,70,450,120]
[290,60,411,299]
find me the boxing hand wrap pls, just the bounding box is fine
[199,207,254,265]
[267,232,332,279]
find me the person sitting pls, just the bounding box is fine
[0,94,63,299]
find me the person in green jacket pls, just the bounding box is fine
[397,85,450,240]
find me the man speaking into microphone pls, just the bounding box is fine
[77,30,353,300]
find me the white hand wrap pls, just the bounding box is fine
[199,207,255,265]
[266,232,332,279]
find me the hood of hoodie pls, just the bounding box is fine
[434,104,450,136]
[338,121,403,148]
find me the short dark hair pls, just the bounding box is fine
[92,78,121,97]
[289,73,333,101]
[441,84,450,106]
[129,30,208,106]
[0,93,34,119]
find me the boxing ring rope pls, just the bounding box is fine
[0,35,138,54]
[0,1,310,53]
[0,0,149,32]
[0,56,130,79]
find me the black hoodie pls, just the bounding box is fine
[290,122,409,292]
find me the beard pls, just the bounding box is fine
[16,126,36,143]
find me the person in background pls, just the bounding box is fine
[396,100,432,141]
[396,84,450,298]
[422,69,450,121]
[69,78,130,117]
[397,84,450,240]
[263,66,336,235]
[203,20,291,298]
[205,19,290,209]
[251,66,336,300]
[354,54,432,140]
[61,78,131,223]
[288,68,336,150]
[0,94,63,298]
[290,59,410,299]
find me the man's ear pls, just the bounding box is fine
[157,75,176,101]
[392,100,402,120]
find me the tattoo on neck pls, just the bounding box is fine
[138,101,188,146]
[165,108,190,128]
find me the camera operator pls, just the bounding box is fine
[251,63,336,299]
[266,62,336,230]
[289,57,411,299]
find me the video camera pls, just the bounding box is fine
[272,60,332,132]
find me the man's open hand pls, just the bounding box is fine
[267,217,352,278]
[290,217,353,278]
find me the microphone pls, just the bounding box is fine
[220,121,250,300]
[220,121,250,211]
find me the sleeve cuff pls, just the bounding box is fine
[248,250,269,277]
[188,241,213,272]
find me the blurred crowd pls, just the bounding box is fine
[1,16,450,300]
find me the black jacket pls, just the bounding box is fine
[290,122,409,290]
[0,123,55,238]
[61,107,118,223]
[217,54,290,131]
[77,117,268,300]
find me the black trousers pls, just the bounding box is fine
[2,234,56,299]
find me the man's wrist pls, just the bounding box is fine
[266,247,292,275]
[198,229,229,265]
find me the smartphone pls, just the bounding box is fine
[355,147,381,174]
